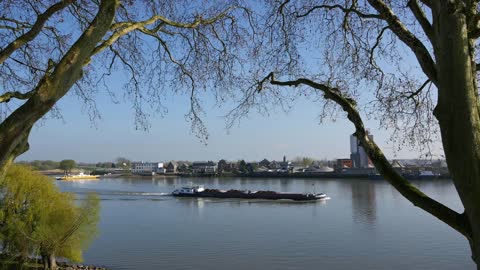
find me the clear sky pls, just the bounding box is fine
[13,3,443,164]
[18,78,441,163]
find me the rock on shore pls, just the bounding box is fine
[56,262,108,270]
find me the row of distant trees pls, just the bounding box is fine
[16,160,60,171]
[19,156,317,173]
[18,159,77,174]
[95,157,132,169]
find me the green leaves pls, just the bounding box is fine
[0,165,100,264]
[59,159,76,174]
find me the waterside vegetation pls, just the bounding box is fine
[1,1,480,268]
[0,165,100,269]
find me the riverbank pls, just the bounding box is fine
[0,256,108,270]
[38,169,451,181]
[112,172,451,180]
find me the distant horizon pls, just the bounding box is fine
[17,156,446,164]
[17,91,444,164]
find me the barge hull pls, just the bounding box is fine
[173,189,323,201]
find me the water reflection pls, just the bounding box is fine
[173,197,206,217]
[55,177,473,270]
[350,180,377,227]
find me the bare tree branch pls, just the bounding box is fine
[91,6,238,57]
[419,0,431,7]
[112,5,238,30]
[0,90,35,103]
[405,79,431,99]
[258,72,471,239]
[367,0,437,83]
[407,0,433,42]
[296,4,382,19]
[0,0,73,64]
[0,0,118,169]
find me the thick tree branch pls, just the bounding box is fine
[418,0,431,7]
[258,72,471,238]
[367,0,437,83]
[0,127,31,178]
[0,90,35,103]
[0,0,73,64]
[113,6,237,30]
[296,4,381,19]
[470,28,480,39]
[0,0,118,168]
[92,6,237,57]
[407,0,433,42]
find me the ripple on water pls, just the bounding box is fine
[59,177,474,270]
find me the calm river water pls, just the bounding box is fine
[57,177,474,270]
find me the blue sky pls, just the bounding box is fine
[13,2,443,163]
[18,78,439,163]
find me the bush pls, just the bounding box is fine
[0,165,100,268]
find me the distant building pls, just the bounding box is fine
[224,161,237,172]
[177,163,190,173]
[192,161,217,174]
[336,159,353,169]
[166,162,177,173]
[131,162,164,174]
[350,131,374,168]
[259,159,271,168]
[278,155,292,172]
[270,161,279,169]
[217,159,227,174]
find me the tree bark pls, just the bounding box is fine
[0,0,118,173]
[42,253,57,270]
[0,127,30,178]
[431,2,480,266]
[49,253,57,270]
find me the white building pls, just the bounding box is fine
[131,162,165,174]
[350,131,374,168]
[192,161,217,174]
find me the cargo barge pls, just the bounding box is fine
[172,186,328,201]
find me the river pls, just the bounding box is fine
[57,177,474,270]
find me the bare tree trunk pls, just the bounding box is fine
[0,0,118,175]
[49,253,57,270]
[42,254,48,270]
[0,127,30,178]
[431,2,480,266]
[42,253,57,270]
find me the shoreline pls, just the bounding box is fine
[0,256,108,270]
[106,172,451,181]
[37,170,452,181]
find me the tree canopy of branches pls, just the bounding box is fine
[228,0,480,268]
[0,0,255,174]
[3,0,480,268]
[0,165,100,269]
